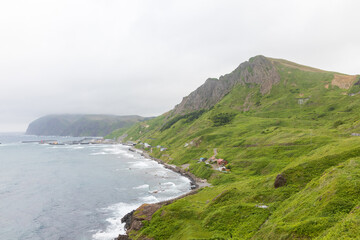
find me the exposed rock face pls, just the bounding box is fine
[173,55,280,114]
[121,210,135,230]
[121,190,199,238]
[124,203,162,236]
[331,74,357,89]
[274,173,286,188]
[116,235,130,240]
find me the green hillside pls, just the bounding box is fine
[111,56,360,239]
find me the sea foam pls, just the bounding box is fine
[133,184,150,190]
[92,202,141,240]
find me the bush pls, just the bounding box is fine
[210,113,236,127]
[328,106,336,111]
[333,120,344,128]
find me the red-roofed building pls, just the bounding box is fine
[216,159,228,166]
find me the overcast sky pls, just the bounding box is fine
[1,0,360,132]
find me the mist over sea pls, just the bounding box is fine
[0,134,190,240]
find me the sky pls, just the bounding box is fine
[1,0,360,132]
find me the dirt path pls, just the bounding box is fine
[213,148,217,157]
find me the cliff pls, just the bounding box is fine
[173,55,280,114]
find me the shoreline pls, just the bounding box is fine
[116,145,211,240]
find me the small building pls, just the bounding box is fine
[297,97,309,105]
[216,159,228,166]
[126,141,137,146]
[219,166,227,172]
[144,143,151,148]
[160,147,167,152]
[199,157,207,162]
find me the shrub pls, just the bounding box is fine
[333,120,344,128]
[210,113,236,127]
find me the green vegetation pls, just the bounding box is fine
[160,110,206,131]
[111,57,360,239]
[210,113,236,126]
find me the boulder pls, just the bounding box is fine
[274,173,286,188]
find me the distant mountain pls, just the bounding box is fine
[25,114,149,137]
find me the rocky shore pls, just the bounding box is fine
[115,146,210,240]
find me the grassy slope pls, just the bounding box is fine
[113,59,360,239]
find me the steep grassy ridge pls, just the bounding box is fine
[111,56,360,239]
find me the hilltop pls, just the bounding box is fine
[26,114,149,137]
[111,56,360,239]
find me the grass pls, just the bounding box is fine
[107,57,360,239]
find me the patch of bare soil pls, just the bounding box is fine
[331,74,357,89]
[269,58,326,73]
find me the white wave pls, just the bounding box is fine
[128,161,152,169]
[159,182,184,194]
[151,170,169,178]
[162,182,176,187]
[0,143,14,147]
[162,188,182,194]
[124,153,137,159]
[72,146,84,149]
[92,202,141,240]
[133,184,149,190]
[90,152,107,155]
[102,146,129,155]
[140,195,158,203]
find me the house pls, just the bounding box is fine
[198,157,207,163]
[156,145,161,148]
[126,141,137,146]
[160,147,167,152]
[219,166,227,172]
[297,97,309,105]
[144,143,151,148]
[216,159,228,166]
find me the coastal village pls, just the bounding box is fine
[125,140,231,173]
[23,136,231,173]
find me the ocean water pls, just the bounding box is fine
[0,134,191,240]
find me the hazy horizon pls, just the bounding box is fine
[1,0,360,132]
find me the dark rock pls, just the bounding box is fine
[115,234,130,240]
[274,173,286,188]
[121,210,135,230]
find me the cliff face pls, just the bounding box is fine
[25,114,148,137]
[173,55,280,114]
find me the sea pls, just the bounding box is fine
[0,133,191,240]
